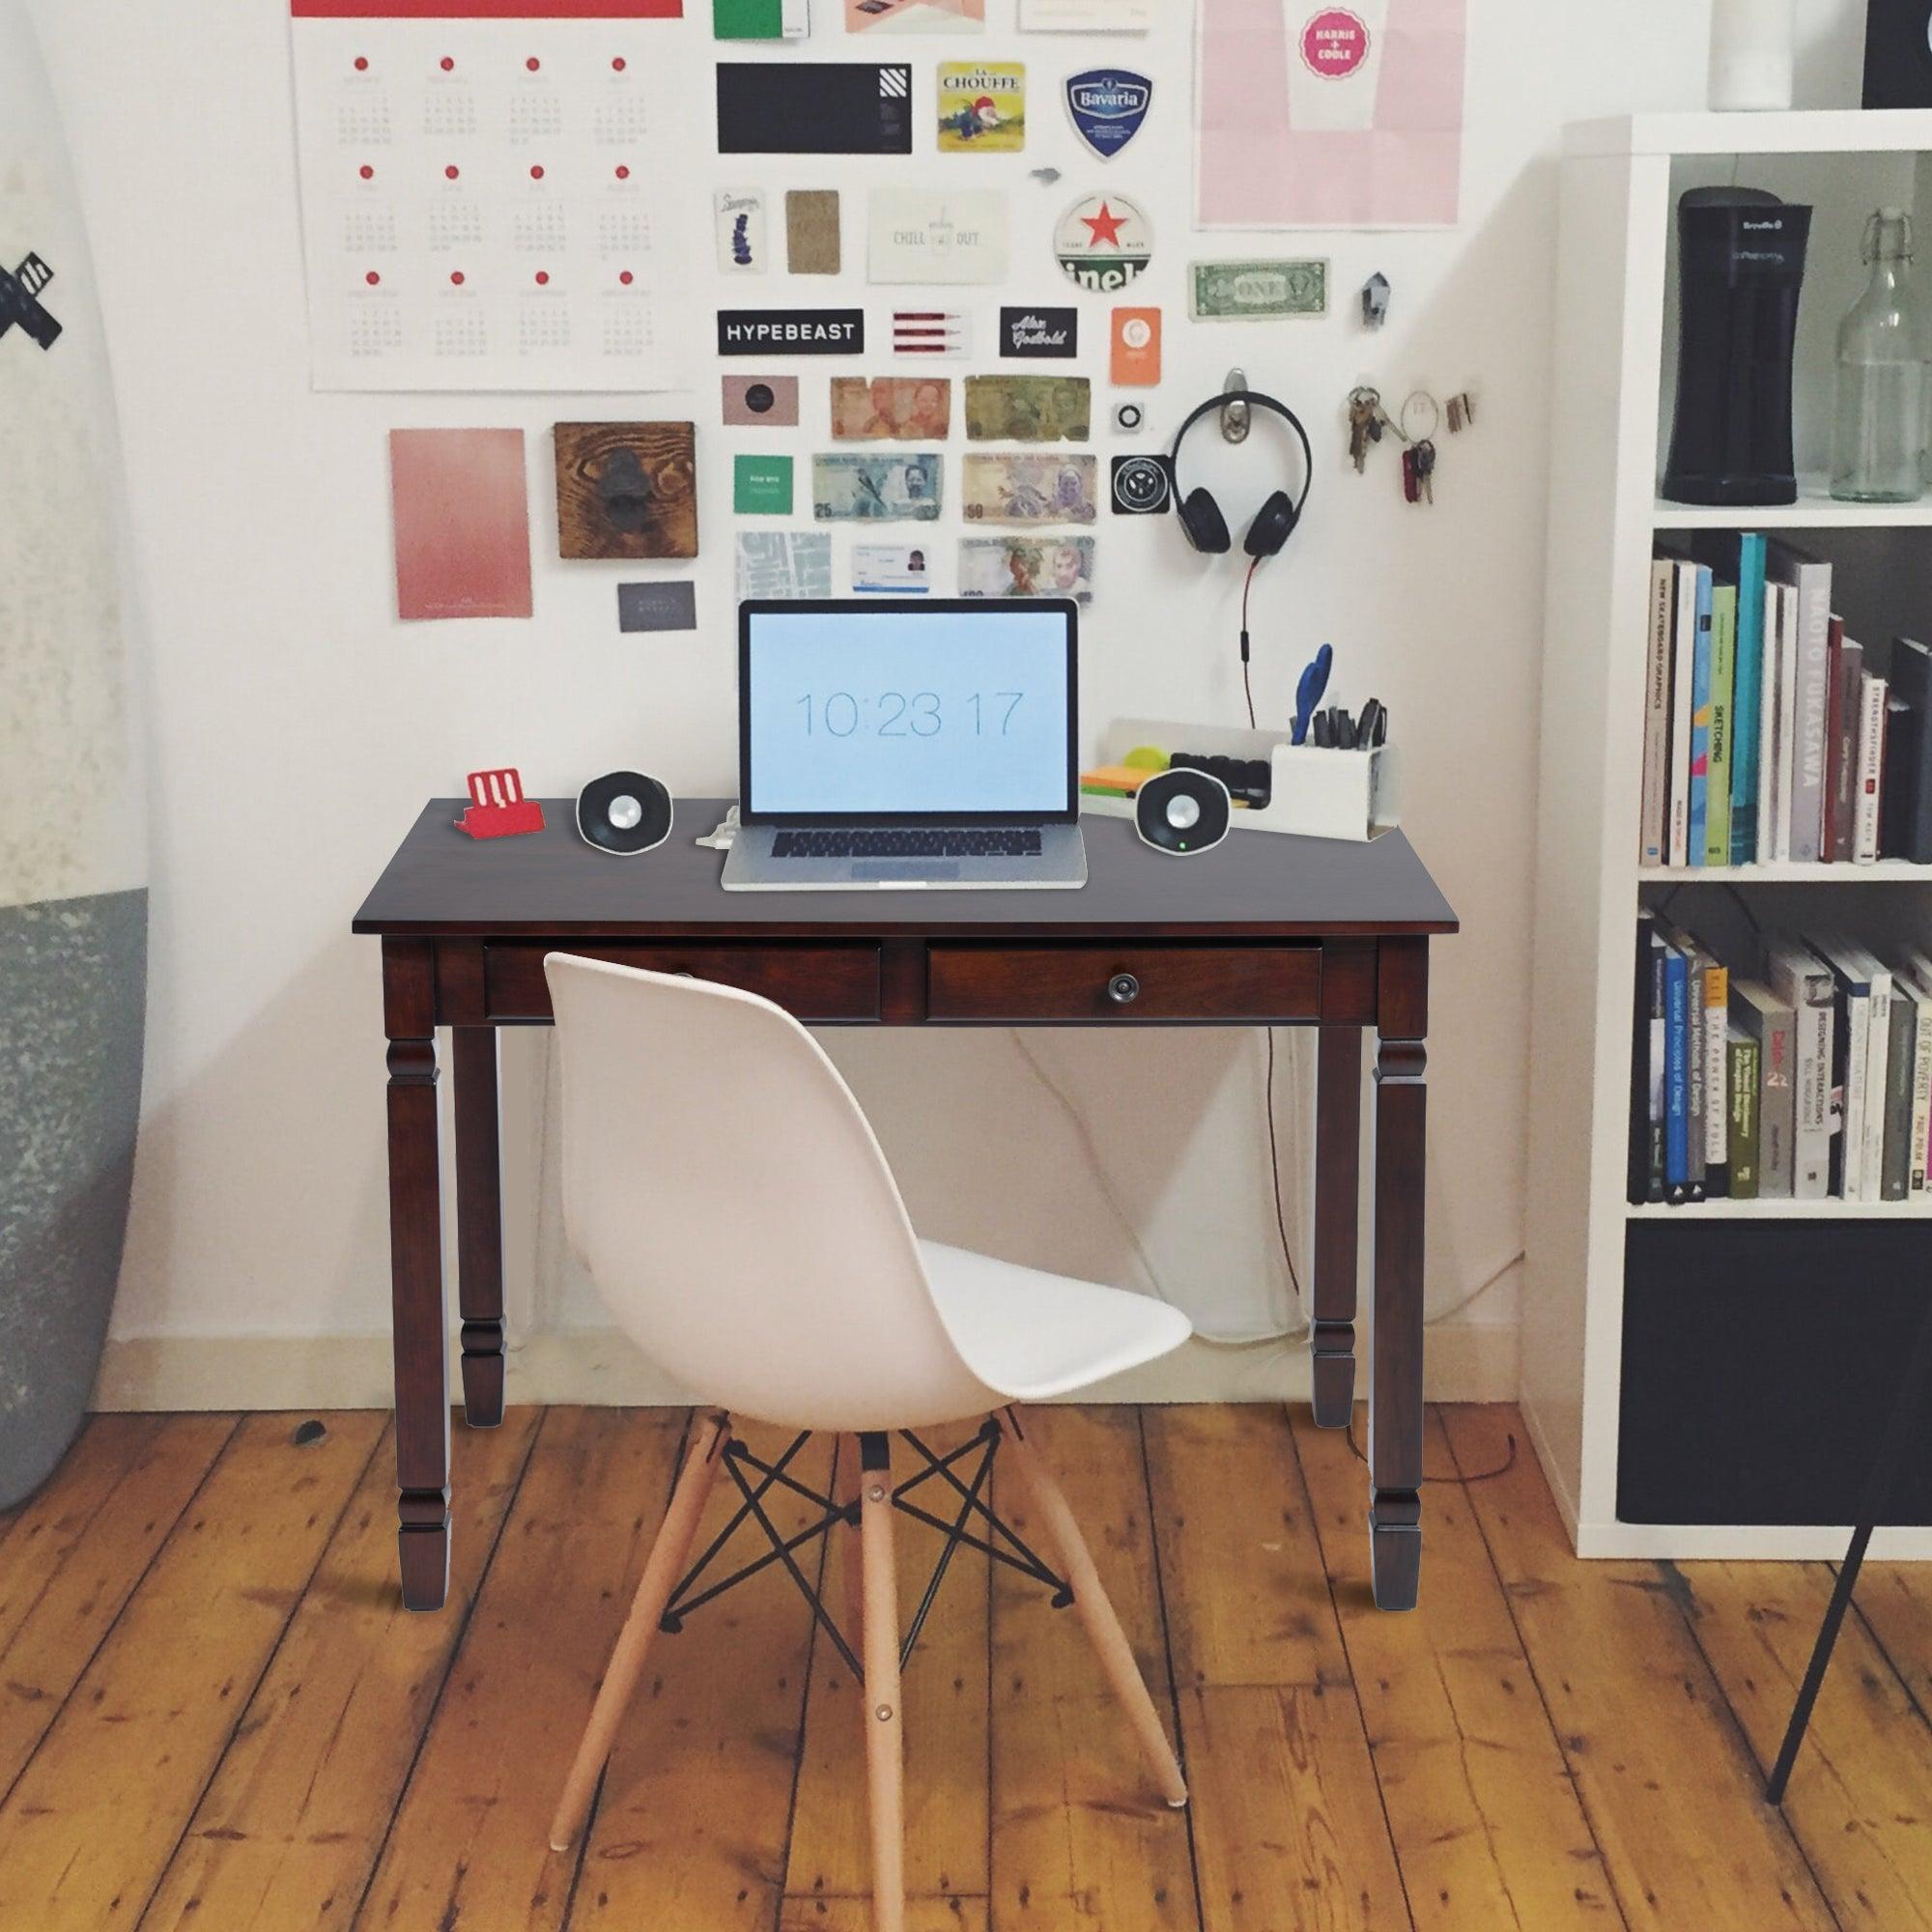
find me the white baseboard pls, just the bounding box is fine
[94,1322,1520,1412]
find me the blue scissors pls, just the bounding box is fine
[1292,643,1333,746]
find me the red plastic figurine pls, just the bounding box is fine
[455,767,546,839]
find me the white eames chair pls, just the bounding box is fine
[541,953,1192,1929]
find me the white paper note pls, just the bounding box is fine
[867,189,1009,286]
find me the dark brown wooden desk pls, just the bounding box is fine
[354,799,1458,1613]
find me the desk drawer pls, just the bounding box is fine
[925,943,1320,1023]
[484,942,880,1021]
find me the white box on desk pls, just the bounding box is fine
[1083,718,1400,843]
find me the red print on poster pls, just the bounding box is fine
[390,428,533,620]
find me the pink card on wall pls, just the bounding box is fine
[1195,0,1464,230]
[390,428,533,620]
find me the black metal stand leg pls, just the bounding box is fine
[1767,1293,1932,1804]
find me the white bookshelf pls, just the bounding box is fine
[1655,482,1932,528]
[1522,112,1932,1563]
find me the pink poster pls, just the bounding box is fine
[1195,0,1464,230]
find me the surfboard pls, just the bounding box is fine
[0,0,147,1508]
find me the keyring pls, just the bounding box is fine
[1398,388,1440,446]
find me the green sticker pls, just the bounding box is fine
[734,453,794,515]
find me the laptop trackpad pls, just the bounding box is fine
[852,861,959,881]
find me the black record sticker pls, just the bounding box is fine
[1111,452,1172,515]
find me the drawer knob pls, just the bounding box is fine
[1107,972,1141,1006]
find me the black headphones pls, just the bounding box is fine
[1168,389,1313,559]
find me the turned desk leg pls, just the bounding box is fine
[1370,939,1428,1613]
[453,1027,506,1429]
[1312,1026,1363,1429]
[384,938,451,1613]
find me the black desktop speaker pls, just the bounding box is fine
[1661,187,1811,507]
[1135,768,1232,856]
[1864,1,1932,106]
[577,771,672,856]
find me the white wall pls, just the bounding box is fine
[29,0,1866,1403]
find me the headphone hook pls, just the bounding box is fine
[1219,367,1251,444]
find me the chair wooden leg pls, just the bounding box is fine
[836,1432,866,1653]
[998,1409,1188,1808]
[859,1433,905,1932]
[548,1411,728,1854]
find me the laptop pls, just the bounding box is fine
[722,598,1088,891]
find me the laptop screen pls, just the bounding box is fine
[739,599,1078,824]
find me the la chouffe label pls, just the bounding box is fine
[1001,305,1078,358]
[937,61,1027,153]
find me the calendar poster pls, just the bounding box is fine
[289,1,693,391]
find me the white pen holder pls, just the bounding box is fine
[1083,717,1401,843]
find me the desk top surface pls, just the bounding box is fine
[353,799,1459,939]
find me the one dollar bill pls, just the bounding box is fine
[1189,259,1327,320]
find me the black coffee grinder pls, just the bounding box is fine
[1662,187,1812,506]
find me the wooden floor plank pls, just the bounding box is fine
[784,1424,991,1907]
[1145,1405,1408,1931]
[1184,1683,1410,1932]
[0,1415,236,1800]
[1440,1406,1837,1932]
[0,1416,167,1660]
[779,1897,988,1932]
[1675,1558,1932,1932]
[351,1406,685,1932]
[0,1411,382,1930]
[137,1408,541,1932]
[571,1424,836,1932]
[1143,1405,1347,1691]
[1849,1561,1932,1725]
[1292,1407,1620,1932]
[989,1406,1195,1932]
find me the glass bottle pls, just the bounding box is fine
[1830,208,1926,504]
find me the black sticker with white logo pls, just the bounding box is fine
[0,251,61,352]
[717,308,866,356]
[1111,452,1172,515]
[1000,305,1078,359]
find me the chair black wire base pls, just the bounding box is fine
[658,1416,1071,1681]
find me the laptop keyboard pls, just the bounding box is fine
[773,827,1044,860]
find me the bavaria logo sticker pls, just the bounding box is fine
[1065,70,1151,162]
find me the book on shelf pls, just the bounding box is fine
[1762,936,1834,1199]
[1884,636,1932,862]
[1632,913,1932,1208]
[1639,538,1932,869]
[1632,910,1666,1202]
[1664,557,1703,867]
[1826,630,1862,862]
[1768,541,1832,865]
[1855,668,1889,862]
[1639,561,1673,867]
[1705,582,1737,867]
[1773,581,1801,862]
[1726,1024,1761,1199]
[1729,977,1794,1197]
